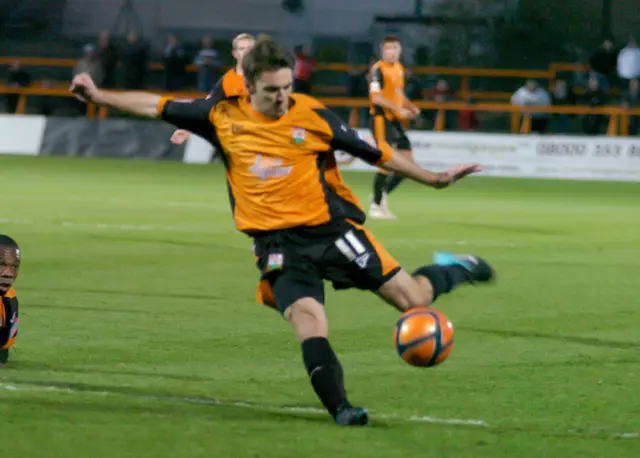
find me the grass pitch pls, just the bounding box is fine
[0,155,638,457]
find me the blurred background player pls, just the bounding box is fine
[0,235,20,365]
[368,35,421,219]
[170,33,255,145]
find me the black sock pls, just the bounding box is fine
[413,265,473,302]
[385,174,405,195]
[302,337,348,417]
[372,172,387,205]
[326,344,347,403]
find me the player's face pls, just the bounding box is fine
[249,68,293,119]
[382,42,402,63]
[0,246,20,295]
[232,39,254,65]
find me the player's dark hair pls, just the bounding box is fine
[242,35,295,85]
[381,35,401,45]
[0,235,18,249]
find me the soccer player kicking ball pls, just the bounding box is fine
[170,33,255,145]
[70,35,496,427]
[0,235,21,365]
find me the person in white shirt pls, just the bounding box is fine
[617,37,640,85]
[511,79,552,133]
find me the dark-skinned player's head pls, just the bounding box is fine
[242,35,296,119]
[381,35,402,63]
[0,235,20,295]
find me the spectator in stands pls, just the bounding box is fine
[194,35,222,93]
[551,79,576,134]
[617,36,640,88]
[162,34,187,92]
[511,79,551,134]
[459,95,481,132]
[74,44,104,87]
[294,44,315,94]
[97,30,119,89]
[622,78,640,135]
[582,75,607,135]
[5,61,30,113]
[589,39,618,90]
[121,33,148,90]
[429,79,457,130]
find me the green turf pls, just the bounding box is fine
[0,155,638,458]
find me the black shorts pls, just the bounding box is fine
[371,115,412,152]
[254,219,402,314]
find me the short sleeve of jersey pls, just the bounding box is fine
[207,78,226,101]
[157,96,220,146]
[315,108,392,165]
[369,66,384,95]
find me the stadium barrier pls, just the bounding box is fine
[337,130,640,182]
[0,84,638,137]
[1,114,640,183]
[0,57,589,101]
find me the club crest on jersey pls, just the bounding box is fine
[292,127,306,145]
[267,253,284,271]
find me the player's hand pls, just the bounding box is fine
[170,129,191,145]
[434,164,483,188]
[70,72,99,104]
[398,108,415,119]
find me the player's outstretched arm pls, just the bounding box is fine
[321,109,481,189]
[381,151,482,189]
[71,72,216,141]
[70,73,161,118]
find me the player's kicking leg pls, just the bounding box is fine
[377,251,495,312]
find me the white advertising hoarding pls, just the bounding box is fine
[337,130,640,182]
[0,115,46,156]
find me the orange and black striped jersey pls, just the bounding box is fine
[207,69,247,100]
[158,93,392,234]
[0,288,19,351]
[369,60,406,121]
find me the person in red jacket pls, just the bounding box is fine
[293,44,315,94]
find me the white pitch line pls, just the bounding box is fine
[0,382,487,428]
[0,218,229,235]
[9,195,218,209]
[0,218,526,248]
[1,382,639,439]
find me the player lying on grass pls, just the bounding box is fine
[170,33,255,145]
[0,235,20,366]
[70,35,496,427]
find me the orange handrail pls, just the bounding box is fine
[0,56,588,78]
[1,57,595,104]
[3,85,635,136]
